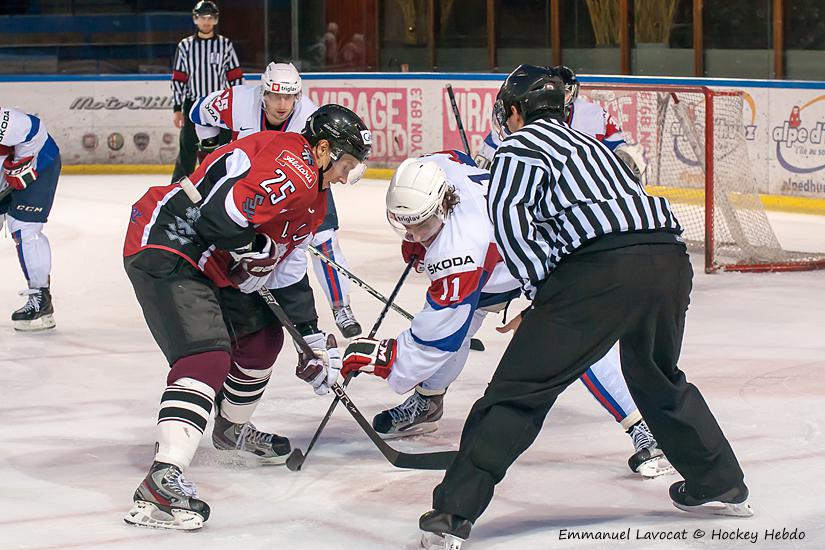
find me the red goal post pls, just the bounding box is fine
[579,83,825,273]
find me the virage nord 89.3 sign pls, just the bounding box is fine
[307,86,425,163]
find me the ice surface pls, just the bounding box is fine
[0,175,823,549]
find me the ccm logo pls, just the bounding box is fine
[16,205,44,213]
[427,255,475,275]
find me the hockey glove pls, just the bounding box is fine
[401,241,425,273]
[341,337,397,379]
[296,332,342,395]
[3,156,37,190]
[228,234,283,293]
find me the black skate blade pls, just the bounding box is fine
[285,449,305,471]
[469,339,485,351]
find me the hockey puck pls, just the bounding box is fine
[470,338,485,352]
[285,449,305,471]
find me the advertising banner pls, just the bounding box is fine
[1,75,824,199]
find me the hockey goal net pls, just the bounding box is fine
[581,83,825,273]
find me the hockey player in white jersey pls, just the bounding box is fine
[341,150,671,477]
[189,62,364,338]
[0,107,61,331]
[475,65,643,180]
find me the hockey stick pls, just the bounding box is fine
[446,84,471,155]
[286,257,417,471]
[257,287,456,470]
[0,185,13,202]
[309,246,485,351]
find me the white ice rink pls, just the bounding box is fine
[1,175,824,550]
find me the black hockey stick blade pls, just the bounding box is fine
[330,382,456,470]
[392,449,456,470]
[470,338,485,351]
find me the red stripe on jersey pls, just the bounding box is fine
[172,70,188,83]
[604,114,621,139]
[0,144,13,156]
[482,242,503,273]
[224,87,234,128]
[226,68,243,82]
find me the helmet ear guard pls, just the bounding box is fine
[302,104,372,163]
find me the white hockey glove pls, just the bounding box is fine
[228,234,284,293]
[295,332,342,395]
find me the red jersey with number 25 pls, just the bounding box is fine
[123,131,327,287]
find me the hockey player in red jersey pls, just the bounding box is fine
[191,61,367,339]
[122,104,371,530]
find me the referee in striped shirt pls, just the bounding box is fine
[170,1,242,182]
[420,65,750,545]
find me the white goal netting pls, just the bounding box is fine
[583,84,825,272]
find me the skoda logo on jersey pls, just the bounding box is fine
[0,110,10,141]
[427,255,475,276]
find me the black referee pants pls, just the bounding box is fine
[432,243,745,522]
[171,98,232,183]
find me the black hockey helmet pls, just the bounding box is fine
[192,1,219,17]
[494,64,566,129]
[554,65,580,109]
[302,104,372,162]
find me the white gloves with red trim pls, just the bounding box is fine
[229,234,283,293]
[296,332,342,395]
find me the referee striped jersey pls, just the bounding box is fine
[171,34,243,111]
[488,117,682,299]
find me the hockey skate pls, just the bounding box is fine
[124,461,210,530]
[670,480,753,517]
[12,287,55,331]
[211,415,291,464]
[419,510,472,550]
[373,390,443,439]
[333,305,362,338]
[627,420,675,478]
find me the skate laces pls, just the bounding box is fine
[388,392,429,426]
[630,421,656,452]
[162,466,199,498]
[17,288,42,313]
[334,306,357,327]
[236,422,272,451]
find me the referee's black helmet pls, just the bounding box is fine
[192,1,219,16]
[494,64,566,129]
[302,104,372,162]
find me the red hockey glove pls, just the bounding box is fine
[228,234,283,293]
[401,240,425,273]
[3,156,37,190]
[341,337,397,379]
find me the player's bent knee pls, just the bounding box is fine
[232,324,284,370]
[168,350,232,394]
[7,216,46,242]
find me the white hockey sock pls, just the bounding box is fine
[218,363,273,424]
[8,218,52,289]
[155,377,215,469]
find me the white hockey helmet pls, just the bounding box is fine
[261,62,302,96]
[386,159,448,242]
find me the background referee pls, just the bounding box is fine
[170,0,241,182]
[419,65,751,546]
